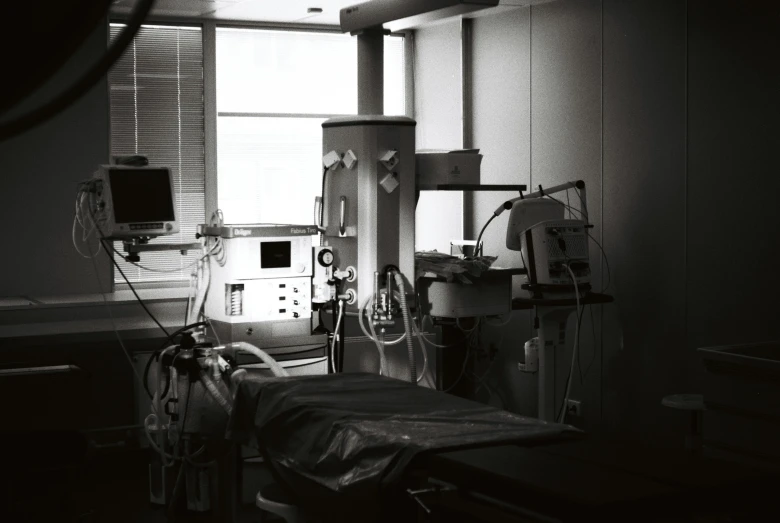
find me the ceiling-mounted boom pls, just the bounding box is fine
[340,0,557,34]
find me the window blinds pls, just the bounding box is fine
[108,24,205,284]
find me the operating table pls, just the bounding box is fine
[222,372,780,523]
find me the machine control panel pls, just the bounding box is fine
[225,277,312,322]
[222,235,313,280]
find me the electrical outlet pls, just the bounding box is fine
[565,399,582,417]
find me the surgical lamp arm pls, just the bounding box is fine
[500,180,588,222]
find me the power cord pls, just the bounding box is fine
[557,264,581,424]
[546,194,586,220]
[475,201,513,257]
[444,321,481,393]
[474,214,496,257]
[103,239,218,274]
[88,238,148,398]
[100,239,173,341]
[583,304,599,380]
[543,193,611,293]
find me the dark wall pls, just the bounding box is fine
[0,332,164,432]
[417,0,780,445]
[0,20,110,297]
[686,0,780,363]
[601,0,688,445]
[531,0,604,432]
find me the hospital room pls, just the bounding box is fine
[1,0,778,521]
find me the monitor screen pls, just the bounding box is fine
[109,168,175,223]
[261,241,291,269]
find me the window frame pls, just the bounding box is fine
[108,16,414,290]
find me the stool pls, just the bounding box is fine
[256,482,302,523]
[662,394,705,455]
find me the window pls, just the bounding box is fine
[108,24,205,283]
[215,28,405,225]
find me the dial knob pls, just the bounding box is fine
[317,249,334,267]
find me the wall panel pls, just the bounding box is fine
[413,22,465,253]
[0,21,110,297]
[602,0,687,445]
[470,8,535,415]
[531,0,603,429]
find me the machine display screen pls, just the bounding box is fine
[261,241,291,269]
[109,168,175,223]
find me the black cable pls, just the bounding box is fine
[573,186,588,217]
[0,0,157,141]
[179,382,192,440]
[166,466,185,520]
[575,304,587,386]
[556,372,571,423]
[556,295,586,422]
[475,214,497,257]
[587,232,612,293]
[583,304,599,380]
[443,324,479,393]
[338,300,346,373]
[103,238,216,275]
[520,249,528,272]
[143,321,209,399]
[546,194,586,220]
[100,239,172,340]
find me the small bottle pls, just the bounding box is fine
[519,337,539,373]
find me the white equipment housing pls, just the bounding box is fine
[505,198,563,250]
[340,0,557,33]
[202,224,324,349]
[322,116,416,311]
[92,165,179,239]
[520,219,591,289]
[206,229,313,323]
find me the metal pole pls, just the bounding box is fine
[357,29,384,115]
[461,18,474,241]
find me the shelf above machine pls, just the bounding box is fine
[417,184,527,192]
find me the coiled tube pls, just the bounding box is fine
[393,271,417,384]
[199,370,232,415]
[224,341,289,377]
[360,295,387,375]
[229,286,242,315]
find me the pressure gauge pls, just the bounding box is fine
[317,249,334,267]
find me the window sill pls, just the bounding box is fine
[0,288,191,340]
[0,287,190,312]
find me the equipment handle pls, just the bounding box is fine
[314,196,323,226]
[339,196,347,236]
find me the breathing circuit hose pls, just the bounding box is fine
[393,271,417,384]
[360,295,388,375]
[198,342,289,414]
[199,370,232,415]
[226,341,289,377]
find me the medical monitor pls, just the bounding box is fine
[92,165,179,239]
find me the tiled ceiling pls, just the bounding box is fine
[110,0,359,25]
